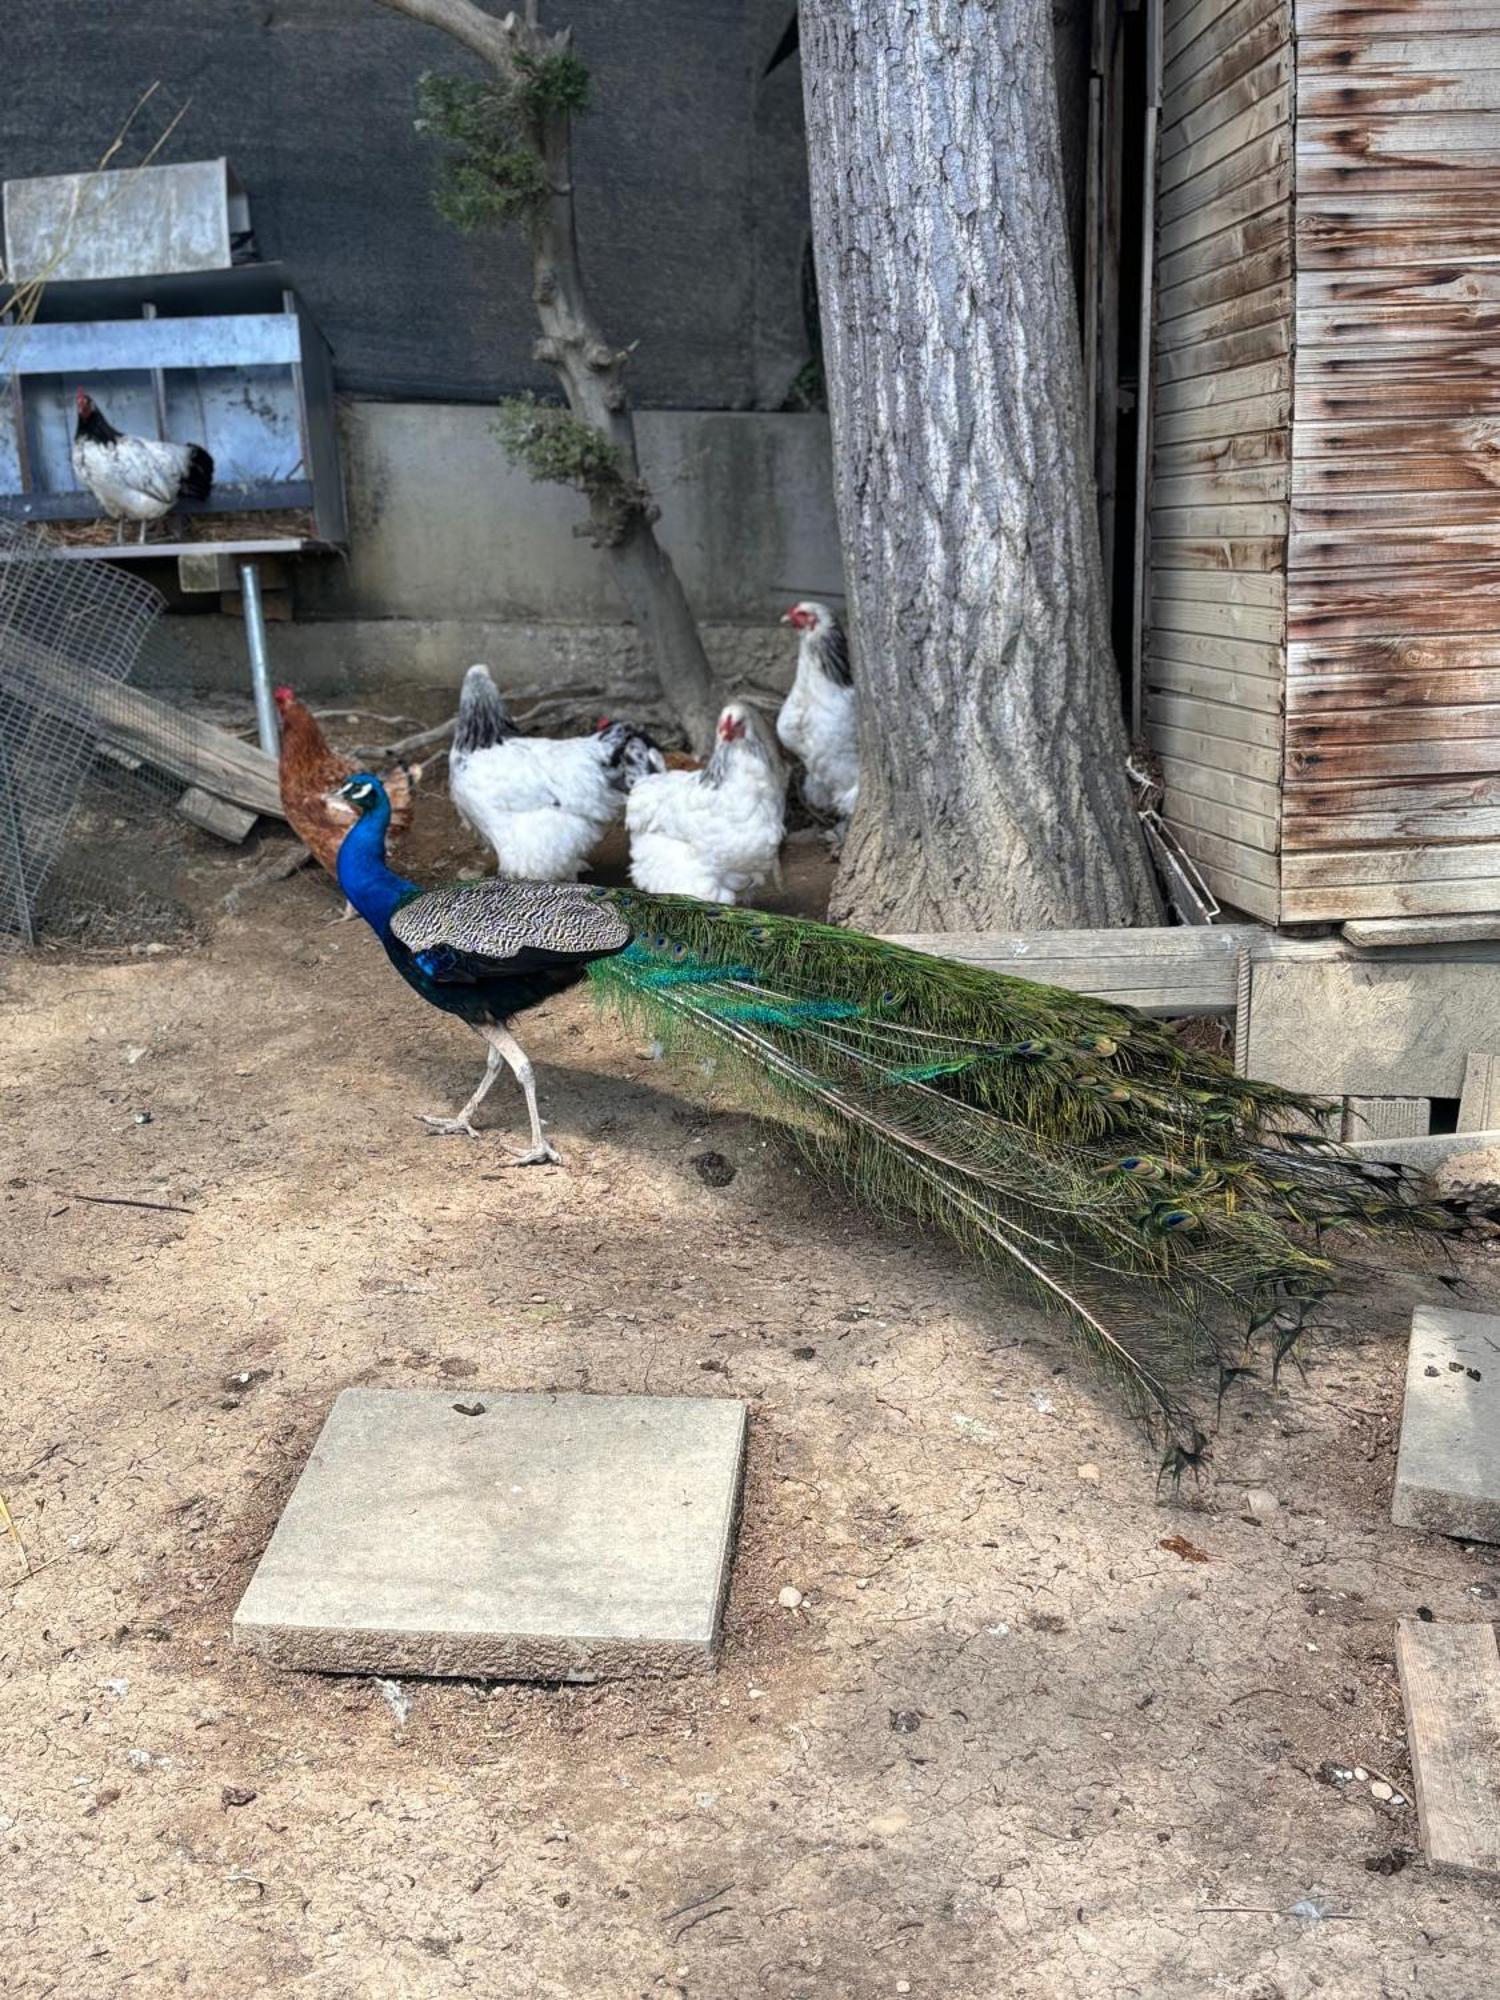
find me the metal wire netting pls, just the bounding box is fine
[0,519,194,948]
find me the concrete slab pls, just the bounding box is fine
[1394,1310,1500,1543]
[233,1389,747,1681]
[1243,958,1500,1099]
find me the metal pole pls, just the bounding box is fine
[238,558,279,757]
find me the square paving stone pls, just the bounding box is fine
[1394,1310,1500,1544]
[233,1389,747,1680]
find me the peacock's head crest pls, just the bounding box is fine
[336,772,388,817]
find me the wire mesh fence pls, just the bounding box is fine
[0,519,206,950]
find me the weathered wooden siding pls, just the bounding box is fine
[1286,0,1500,919]
[1145,0,1295,921]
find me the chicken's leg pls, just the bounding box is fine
[419,1037,502,1139]
[485,1021,561,1167]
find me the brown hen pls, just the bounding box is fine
[273,686,417,877]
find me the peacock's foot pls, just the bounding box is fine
[326,899,359,926]
[503,1140,563,1167]
[419,1113,481,1139]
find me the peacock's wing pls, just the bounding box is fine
[390,880,632,983]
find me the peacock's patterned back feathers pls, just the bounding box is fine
[586,890,1460,1458]
[392,880,631,961]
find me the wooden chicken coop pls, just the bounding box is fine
[1133,0,1500,928]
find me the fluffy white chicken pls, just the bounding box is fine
[448,663,663,882]
[777,600,859,820]
[71,390,214,542]
[625,701,786,903]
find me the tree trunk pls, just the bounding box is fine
[800,0,1162,932]
[375,0,724,753]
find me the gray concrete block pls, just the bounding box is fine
[1394,1309,1500,1543]
[233,1389,747,1681]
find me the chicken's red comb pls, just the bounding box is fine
[597,714,612,729]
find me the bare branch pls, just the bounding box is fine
[373,0,516,69]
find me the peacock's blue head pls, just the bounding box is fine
[335,772,389,818]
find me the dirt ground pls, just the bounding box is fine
[4,785,1500,1999]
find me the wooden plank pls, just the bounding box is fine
[1293,522,1500,567]
[1298,217,1500,273]
[1153,501,1289,536]
[1288,736,1500,781]
[1166,7,1289,120]
[1156,430,1289,474]
[1153,565,1285,607]
[0,629,282,818]
[1146,689,1281,748]
[1341,1096,1429,1140]
[1151,593,1285,641]
[1154,392,1292,446]
[1150,780,1280,851]
[1165,0,1278,75]
[1190,859,1280,919]
[1285,840,1500,890]
[175,786,259,843]
[1145,652,1284,710]
[1161,79,1292,189]
[1299,113,1500,175]
[1159,245,1292,322]
[1298,264,1500,311]
[1163,819,1282,886]
[1160,749,1283,818]
[1301,33,1500,74]
[1348,1129,1500,1169]
[1150,535,1287,572]
[1290,666,1500,710]
[1344,913,1500,946]
[1158,165,1293,261]
[1290,634,1500,676]
[1283,875,1500,917]
[1289,562,1500,638]
[1300,64,1500,122]
[1299,154,1500,197]
[1147,719,1283,782]
[1156,355,1290,412]
[1146,626,1285,672]
[1397,1618,1500,1877]
[1157,131,1291,230]
[1293,451,1500,498]
[1460,1051,1500,1130]
[1301,302,1500,345]
[1244,955,1500,1093]
[1156,280,1293,351]
[1285,802,1500,849]
[881,924,1271,1015]
[1158,203,1290,292]
[1161,54,1291,166]
[1154,321,1290,388]
[1300,0,1500,31]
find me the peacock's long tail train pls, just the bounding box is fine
[587,892,1467,1460]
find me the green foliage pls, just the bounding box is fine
[513,49,592,119]
[493,394,624,497]
[414,71,547,231]
[582,893,1461,1459]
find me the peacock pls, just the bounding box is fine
[332,771,1473,1460]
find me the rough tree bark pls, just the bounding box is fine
[800,0,1162,931]
[374,0,723,752]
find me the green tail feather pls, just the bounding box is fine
[586,892,1462,1456]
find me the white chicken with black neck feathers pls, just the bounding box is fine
[624,701,786,904]
[777,600,859,822]
[448,663,663,882]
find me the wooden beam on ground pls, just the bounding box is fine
[884,925,1272,1015]
[1460,1054,1500,1135]
[1,627,282,819]
[176,786,259,843]
[1345,915,1500,950]
[1396,1619,1500,1879]
[1346,1129,1500,1176]
[1394,1308,1500,1542]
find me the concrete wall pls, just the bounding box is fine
[297,405,843,624]
[156,406,843,708]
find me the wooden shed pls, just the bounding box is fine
[1137,0,1500,927]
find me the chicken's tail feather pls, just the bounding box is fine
[179,444,214,503]
[587,895,1463,1456]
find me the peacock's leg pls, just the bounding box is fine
[419,1036,503,1139]
[484,1021,561,1167]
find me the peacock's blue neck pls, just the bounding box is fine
[337,800,420,938]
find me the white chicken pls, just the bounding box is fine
[71,390,214,542]
[625,700,786,903]
[448,663,663,882]
[777,600,859,821]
